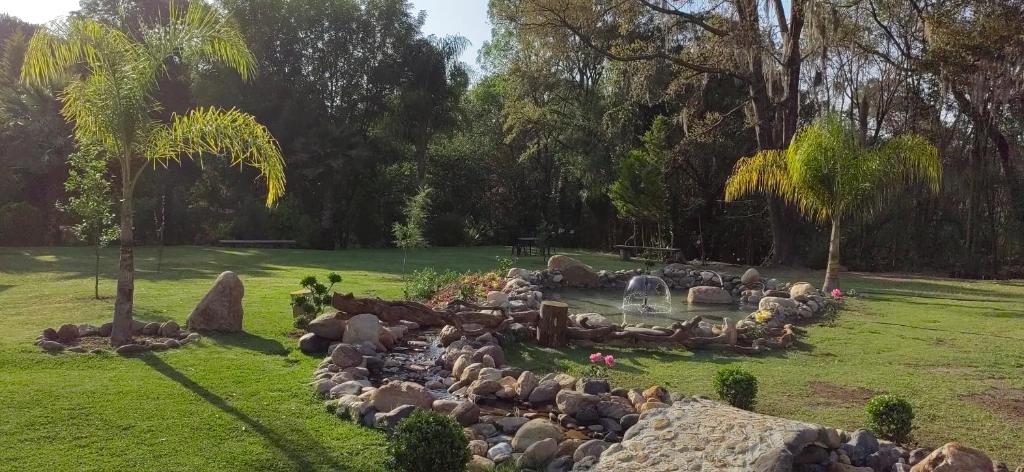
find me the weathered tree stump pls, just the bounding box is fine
[536,301,568,347]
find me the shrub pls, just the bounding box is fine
[388,410,469,472]
[713,367,758,410]
[866,394,914,442]
[405,268,460,301]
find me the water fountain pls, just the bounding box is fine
[621,275,672,318]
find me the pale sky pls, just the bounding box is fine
[0,0,491,67]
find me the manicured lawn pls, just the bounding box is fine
[0,246,1022,470]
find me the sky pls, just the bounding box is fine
[0,0,492,68]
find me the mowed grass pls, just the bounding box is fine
[0,246,1023,469]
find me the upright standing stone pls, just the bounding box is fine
[186,271,244,332]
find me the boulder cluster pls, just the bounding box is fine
[35,320,201,355]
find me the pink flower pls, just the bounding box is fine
[604,355,615,367]
[831,288,843,298]
[589,352,603,363]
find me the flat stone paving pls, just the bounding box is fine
[594,398,832,472]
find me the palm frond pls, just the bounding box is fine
[146,107,286,206]
[725,149,815,214]
[145,1,256,80]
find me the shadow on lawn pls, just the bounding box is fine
[205,331,289,355]
[141,355,346,471]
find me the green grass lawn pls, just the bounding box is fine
[1,246,1022,470]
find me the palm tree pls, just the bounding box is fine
[22,2,285,346]
[725,113,941,292]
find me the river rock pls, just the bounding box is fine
[574,439,610,462]
[473,344,506,367]
[789,282,817,301]
[330,343,363,368]
[741,268,761,285]
[759,296,799,316]
[686,286,733,304]
[370,381,433,411]
[186,271,244,332]
[522,437,558,468]
[909,442,994,472]
[439,324,463,346]
[158,320,180,338]
[299,333,331,354]
[842,429,879,465]
[308,313,346,340]
[513,419,564,452]
[342,313,383,351]
[528,380,561,404]
[56,324,79,343]
[39,340,65,352]
[556,390,600,423]
[518,370,539,400]
[488,442,514,460]
[468,455,495,472]
[547,255,598,287]
[115,343,148,355]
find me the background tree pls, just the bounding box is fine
[393,185,432,298]
[726,113,941,291]
[22,1,286,346]
[58,149,119,299]
[610,115,670,247]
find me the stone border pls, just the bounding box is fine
[35,320,202,355]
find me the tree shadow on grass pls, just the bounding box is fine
[140,355,348,471]
[203,331,289,356]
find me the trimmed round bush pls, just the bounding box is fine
[388,409,470,472]
[866,394,914,442]
[713,367,758,410]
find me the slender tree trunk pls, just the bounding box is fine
[823,217,841,292]
[110,178,135,346]
[94,243,100,300]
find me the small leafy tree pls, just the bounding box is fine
[610,116,671,248]
[292,272,342,329]
[58,149,118,299]
[393,186,431,298]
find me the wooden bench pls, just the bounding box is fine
[613,245,681,261]
[218,239,297,249]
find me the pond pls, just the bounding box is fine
[546,288,747,326]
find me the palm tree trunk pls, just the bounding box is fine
[823,217,841,292]
[110,180,135,346]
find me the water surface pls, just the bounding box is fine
[547,288,746,327]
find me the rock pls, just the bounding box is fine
[468,379,503,396]
[596,399,635,420]
[513,419,565,452]
[158,320,180,338]
[741,268,761,285]
[556,390,600,423]
[828,465,874,472]
[687,286,733,304]
[469,422,497,439]
[308,313,346,340]
[342,313,384,351]
[759,296,799,316]
[378,404,418,432]
[478,367,502,382]
[330,381,365,397]
[467,455,495,472]
[546,455,573,472]
[522,437,559,468]
[115,343,148,355]
[573,439,610,462]
[98,323,113,337]
[66,346,87,353]
[909,443,994,472]
[495,416,530,434]
[474,344,506,367]
[488,442,514,460]
[452,355,471,379]
[908,448,932,466]
[450,401,481,426]
[528,380,561,404]
[299,333,331,354]
[790,282,817,301]
[42,328,58,341]
[571,313,612,328]
[518,371,539,399]
[547,255,599,287]
[642,385,668,403]
[369,381,433,412]
[142,322,161,336]
[56,324,79,343]
[606,398,840,471]
[330,343,363,368]
[619,414,639,431]
[39,340,65,352]
[461,362,485,382]
[507,267,531,279]
[469,440,489,457]
[843,429,880,465]
[186,271,244,332]
[439,324,463,346]
[577,378,610,395]
[486,291,510,307]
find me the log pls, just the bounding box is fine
[331,293,459,328]
[536,301,569,347]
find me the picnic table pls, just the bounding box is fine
[218,239,297,249]
[613,244,682,261]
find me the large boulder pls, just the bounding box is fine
[686,286,733,305]
[308,313,346,340]
[370,381,434,412]
[789,282,818,301]
[512,419,564,452]
[759,296,799,317]
[329,343,363,368]
[547,255,599,288]
[910,443,994,472]
[556,390,600,423]
[298,333,331,354]
[594,398,836,471]
[342,313,384,351]
[186,271,244,332]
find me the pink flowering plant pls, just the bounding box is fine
[580,352,616,378]
[831,288,843,299]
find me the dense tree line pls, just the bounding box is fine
[1,0,1023,277]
